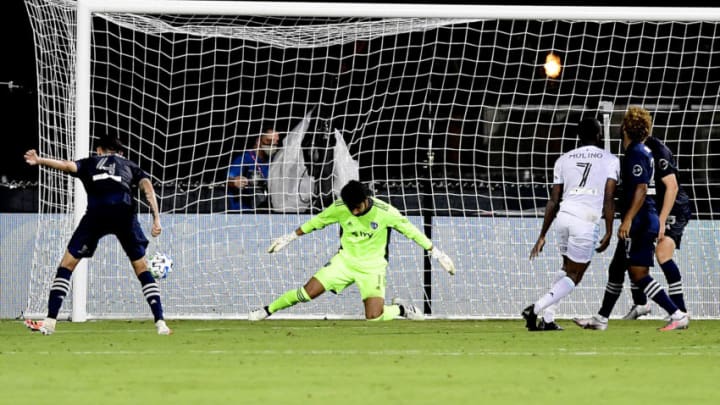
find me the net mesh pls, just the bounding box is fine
[24,0,720,319]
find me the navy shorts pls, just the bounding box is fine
[67,208,149,261]
[624,215,659,267]
[664,214,689,249]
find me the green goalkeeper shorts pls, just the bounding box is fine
[313,253,387,300]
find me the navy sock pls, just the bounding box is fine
[47,267,73,319]
[138,271,165,322]
[660,260,686,312]
[634,275,678,315]
[630,282,648,305]
[598,256,625,318]
[598,281,623,319]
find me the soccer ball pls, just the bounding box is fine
[148,252,173,279]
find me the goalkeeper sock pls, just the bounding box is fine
[138,271,164,322]
[47,267,72,319]
[268,287,311,314]
[368,305,401,322]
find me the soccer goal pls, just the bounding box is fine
[24,0,720,320]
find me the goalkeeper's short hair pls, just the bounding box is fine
[340,180,369,209]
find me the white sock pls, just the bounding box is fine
[670,310,685,320]
[551,270,566,284]
[539,271,566,320]
[543,304,557,323]
[593,314,608,323]
[534,276,576,314]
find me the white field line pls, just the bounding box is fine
[2,349,718,357]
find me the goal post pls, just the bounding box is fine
[24,0,720,321]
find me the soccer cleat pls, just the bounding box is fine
[25,318,56,335]
[659,312,689,331]
[573,314,608,331]
[622,303,652,320]
[24,319,43,332]
[156,320,172,335]
[521,305,538,331]
[392,298,425,320]
[248,307,270,321]
[536,319,564,331]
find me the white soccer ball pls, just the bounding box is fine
[148,253,173,279]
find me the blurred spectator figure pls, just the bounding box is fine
[228,127,280,211]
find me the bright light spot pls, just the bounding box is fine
[544,53,562,79]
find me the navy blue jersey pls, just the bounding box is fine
[643,136,691,219]
[72,154,149,212]
[620,141,657,219]
[620,141,659,266]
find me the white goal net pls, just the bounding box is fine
[24,0,720,320]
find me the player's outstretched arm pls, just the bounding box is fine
[267,228,304,253]
[24,149,77,173]
[429,247,456,275]
[139,178,162,237]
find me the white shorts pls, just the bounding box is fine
[554,211,600,264]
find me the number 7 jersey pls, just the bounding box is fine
[553,145,620,223]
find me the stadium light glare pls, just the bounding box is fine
[543,52,561,79]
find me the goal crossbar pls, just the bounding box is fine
[81,1,720,20]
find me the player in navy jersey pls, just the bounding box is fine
[574,106,689,331]
[622,135,691,319]
[23,134,171,335]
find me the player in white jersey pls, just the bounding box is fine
[522,117,619,331]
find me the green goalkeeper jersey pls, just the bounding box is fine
[300,197,432,268]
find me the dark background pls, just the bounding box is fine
[2,0,716,182]
[0,0,37,183]
[2,1,718,215]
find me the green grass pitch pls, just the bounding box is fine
[2,319,719,404]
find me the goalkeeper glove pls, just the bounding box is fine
[267,232,299,253]
[430,247,456,275]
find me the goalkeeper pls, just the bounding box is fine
[249,180,456,321]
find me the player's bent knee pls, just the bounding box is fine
[365,309,384,320]
[303,277,325,299]
[655,241,675,263]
